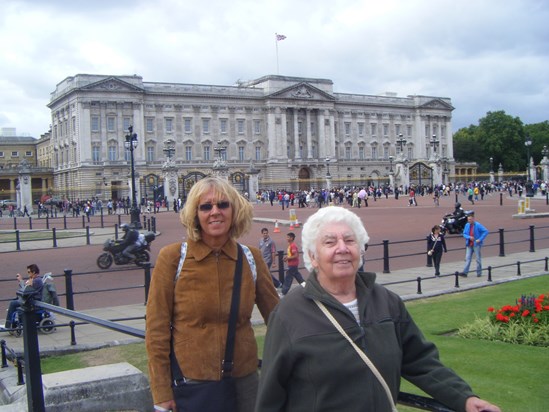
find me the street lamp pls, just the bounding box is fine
[325,156,331,177]
[525,135,532,181]
[396,133,407,158]
[125,126,141,229]
[489,157,494,173]
[163,141,175,160]
[389,155,394,172]
[430,134,439,159]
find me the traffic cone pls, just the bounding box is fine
[273,220,281,233]
[289,221,294,230]
[294,218,300,228]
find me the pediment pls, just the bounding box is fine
[267,82,336,101]
[80,77,144,93]
[419,98,454,110]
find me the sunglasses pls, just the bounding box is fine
[198,201,231,212]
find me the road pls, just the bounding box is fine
[1,191,548,313]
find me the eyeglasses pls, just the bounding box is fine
[198,201,231,212]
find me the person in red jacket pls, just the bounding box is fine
[280,232,305,295]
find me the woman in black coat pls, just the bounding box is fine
[428,225,447,277]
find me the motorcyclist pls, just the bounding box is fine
[120,223,140,261]
[453,202,465,220]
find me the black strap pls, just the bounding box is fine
[171,244,244,383]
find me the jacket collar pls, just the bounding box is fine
[303,270,377,308]
[186,238,239,262]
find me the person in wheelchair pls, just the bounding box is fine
[3,264,43,330]
[42,272,60,306]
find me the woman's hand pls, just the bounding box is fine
[465,396,501,412]
[154,399,176,412]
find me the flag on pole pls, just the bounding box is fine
[276,33,287,41]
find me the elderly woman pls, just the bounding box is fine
[255,206,500,412]
[146,177,279,412]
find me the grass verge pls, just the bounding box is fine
[41,276,548,411]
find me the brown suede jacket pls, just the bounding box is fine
[145,238,280,404]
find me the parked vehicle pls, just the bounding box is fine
[96,231,156,269]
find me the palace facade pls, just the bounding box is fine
[45,74,455,202]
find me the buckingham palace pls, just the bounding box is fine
[45,73,455,203]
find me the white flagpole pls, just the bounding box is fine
[275,33,280,75]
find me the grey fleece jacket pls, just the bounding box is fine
[256,271,476,412]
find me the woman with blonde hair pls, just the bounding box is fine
[146,177,279,412]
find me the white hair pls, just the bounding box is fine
[301,206,370,272]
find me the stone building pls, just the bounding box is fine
[45,74,455,203]
[0,129,53,207]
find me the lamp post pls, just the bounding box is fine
[396,133,407,159]
[389,155,394,173]
[542,145,549,182]
[429,134,439,160]
[325,156,332,190]
[525,135,534,196]
[125,126,141,228]
[163,141,175,161]
[525,135,532,181]
[489,157,494,183]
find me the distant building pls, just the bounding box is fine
[0,132,53,202]
[12,74,456,202]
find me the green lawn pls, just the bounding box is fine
[0,230,86,243]
[41,275,548,411]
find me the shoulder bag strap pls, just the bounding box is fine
[313,299,398,412]
[222,244,243,378]
[171,244,244,382]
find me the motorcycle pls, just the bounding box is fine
[96,231,156,269]
[440,209,473,235]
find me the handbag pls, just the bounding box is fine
[314,299,399,412]
[428,236,439,256]
[170,245,244,412]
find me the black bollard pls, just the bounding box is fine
[64,269,75,311]
[382,240,390,273]
[16,229,21,251]
[52,228,57,248]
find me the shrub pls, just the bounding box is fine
[457,293,549,347]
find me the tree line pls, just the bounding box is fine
[453,110,549,174]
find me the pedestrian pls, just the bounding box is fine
[22,204,30,217]
[467,187,475,205]
[255,206,501,412]
[427,225,447,277]
[280,232,306,295]
[460,212,489,277]
[145,177,278,412]
[259,227,281,288]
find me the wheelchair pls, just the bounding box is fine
[8,307,56,337]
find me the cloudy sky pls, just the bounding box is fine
[1,0,548,138]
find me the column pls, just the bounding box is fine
[306,109,313,159]
[318,110,326,158]
[293,108,300,159]
[280,108,288,159]
[329,110,336,158]
[266,107,277,161]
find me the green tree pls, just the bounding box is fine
[454,111,525,173]
[524,121,549,165]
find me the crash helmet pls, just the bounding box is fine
[120,223,130,231]
[455,202,461,209]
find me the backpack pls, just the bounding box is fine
[175,242,256,283]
